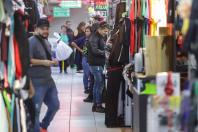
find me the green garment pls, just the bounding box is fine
[0,0,5,22]
[60,34,69,44]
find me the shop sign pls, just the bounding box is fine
[59,0,82,8]
[94,1,108,11]
[53,7,70,17]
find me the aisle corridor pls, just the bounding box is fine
[40,68,132,132]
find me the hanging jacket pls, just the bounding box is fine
[108,18,130,66]
[14,11,30,78]
[24,0,40,32]
[114,2,126,26]
[118,18,131,64]
[167,0,175,23]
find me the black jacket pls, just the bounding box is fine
[87,32,105,66]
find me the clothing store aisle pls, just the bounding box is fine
[40,67,132,132]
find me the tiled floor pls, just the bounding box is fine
[40,68,132,132]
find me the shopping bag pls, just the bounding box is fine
[53,32,73,61]
[55,41,73,61]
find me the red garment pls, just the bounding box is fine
[13,36,22,79]
[129,0,135,56]
[1,24,8,61]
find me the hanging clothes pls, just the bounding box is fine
[108,17,131,66]
[129,0,135,56]
[7,16,15,88]
[167,0,175,23]
[0,0,6,22]
[0,92,9,132]
[184,0,198,75]
[1,24,9,61]
[23,0,40,32]
[114,2,126,26]
[3,0,14,17]
[118,17,131,64]
[14,11,30,78]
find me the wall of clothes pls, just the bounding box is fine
[105,0,197,131]
[0,0,46,132]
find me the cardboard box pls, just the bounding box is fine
[145,36,174,76]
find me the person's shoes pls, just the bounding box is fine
[95,106,105,113]
[84,89,89,94]
[76,70,83,73]
[83,97,93,103]
[105,123,119,128]
[92,104,97,112]
[40,128,48,132]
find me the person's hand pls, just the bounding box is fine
[52,59,59,65]
[43,60,53,67]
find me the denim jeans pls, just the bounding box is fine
[82,57,90,90]
[89,66,104,104]
[32,79,60,132]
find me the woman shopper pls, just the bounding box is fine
[71,26,92,94]
[74,22,86,72]
[59,25,69,73]
[87,22,109,113]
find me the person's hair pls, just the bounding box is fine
[61,25,67,29]
[85,26,92,32]
[65,20,71,24]
[77,22,86,33]
[99,21,109,29]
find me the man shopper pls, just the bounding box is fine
[28,18,60,132]
[87,22,109,113]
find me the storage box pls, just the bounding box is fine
[159,27,170,36]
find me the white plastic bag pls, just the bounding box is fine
[53,32,73,61]
[55,41,73,61]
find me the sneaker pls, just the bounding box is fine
[92,104,97,112]
[40,128,48,132]
[95,106,105,113]
[84,89,89,94]
[83,97,93,103]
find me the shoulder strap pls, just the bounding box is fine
[34,35,51,60]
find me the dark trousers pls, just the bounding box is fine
[105,68,123,126]
[59,59,69,73]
